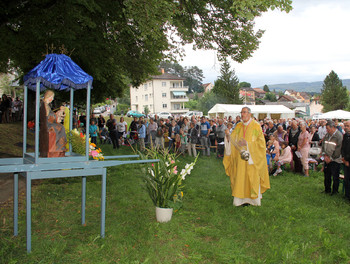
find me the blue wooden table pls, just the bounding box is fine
[0,155,156,253]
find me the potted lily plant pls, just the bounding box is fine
[140,148,198,222]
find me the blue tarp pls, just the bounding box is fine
[23,54,93,91]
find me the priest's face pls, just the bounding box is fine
[241,108,251,122]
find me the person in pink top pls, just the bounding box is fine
[298,122,310,176]
[273,141,292,176]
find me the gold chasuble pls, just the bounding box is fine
[223,119,270,204]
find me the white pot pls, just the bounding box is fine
[155,207,173,223]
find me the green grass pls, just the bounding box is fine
[0,122,35,158]
[1,140,350,263]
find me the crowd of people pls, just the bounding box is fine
[0,94,22,123]
[75,112,350,203]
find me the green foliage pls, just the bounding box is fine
[139,148,198,209]
[263,84,270,92]
[0,74,15,96]
[116,103,129,115]
[185,99,199,110]
[264,92,277,102]
[143,105,150,116]
[66,129,85,155]
[321,70,349,112]
[0,0,292,102]
[198,91,221,114]
[239,82,251,88]
[159,61,204,93]
[212,60,242,104]
[116,88,131,106]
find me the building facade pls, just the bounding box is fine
[202,83,214,93]
[130,71,189,115]
[239,87,256,105]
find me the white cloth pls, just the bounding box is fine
[233,186,262,206]
[117,121,127,133]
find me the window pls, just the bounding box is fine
[149,82,152,87]
[144,84,148,90]
[162,93,167,98]
[142,95,144,99]
[173,104,180,110]
[145,94,148,101]
[149,93,152,98]
[162,82,166,87]
[162,104,167,108]
[135,96,138,102]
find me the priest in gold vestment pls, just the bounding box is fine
[223,107,270,206]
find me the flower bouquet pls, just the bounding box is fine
[140,148,198,212]
[68,128,104,160]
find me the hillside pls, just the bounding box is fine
[262,79,350,93]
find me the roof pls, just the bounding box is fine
[202,83,212,88]
[319,110,350,119]
[278,95,295,102]
[299,92,310,99]
[208,104,294,114]
[188,92,204,100]
[285,89,296,94]
[239,87,255,92]
[150,73,185,81]
[264,101,295,109]
[253,88,266,94]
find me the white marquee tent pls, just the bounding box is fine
[208,104,295,120]
[318,109,350,120]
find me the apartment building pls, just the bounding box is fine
[130,70,189,115]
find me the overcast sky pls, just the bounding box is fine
[179,0,350,87]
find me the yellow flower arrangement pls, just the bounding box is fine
[68,129,104,160]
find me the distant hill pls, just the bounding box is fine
[261,79,350,94]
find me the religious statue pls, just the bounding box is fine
[39,90,67,157]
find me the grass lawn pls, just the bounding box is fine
[1,131,350,263]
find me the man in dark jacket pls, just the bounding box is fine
[341,120,350,201]
[322,121,343,195]
[106,114,119,149]
[288,120,302,173]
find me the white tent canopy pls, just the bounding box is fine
[208,104,295,120]
[318,110,350,119]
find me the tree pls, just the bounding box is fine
[197,91,220,115]
[144,105,150,116]
[264,92,277,102]
[159,62,204,93]
[185,99,199,111]
[0,74,13,95]
[212,60,242,104]
[321,70,349,112]
[183,66,204,93]
[0,0,292,102]
[263,85,270,92]
[239,82,251,88]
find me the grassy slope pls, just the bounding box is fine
[1,133,350,263]
[0,122,35,158]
